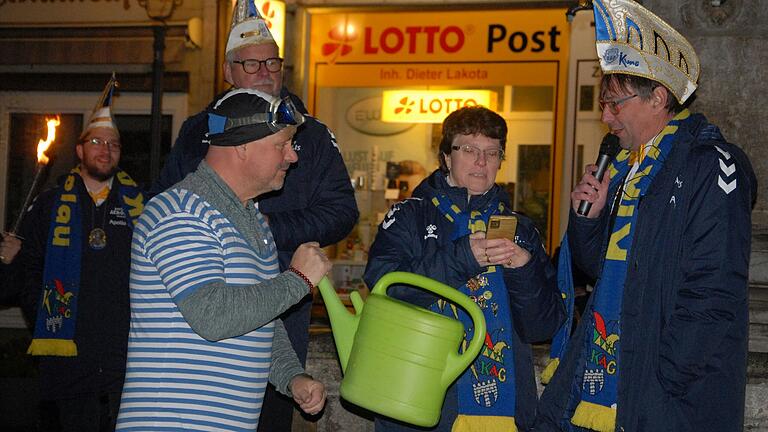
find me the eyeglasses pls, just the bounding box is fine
[599,94,637,115]
[232,58,284,74]
[451,144,505,162]
[84,137,121,151]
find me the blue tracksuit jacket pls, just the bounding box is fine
[365,170,565,431]
[535,113,757,432]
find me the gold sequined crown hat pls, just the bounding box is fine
[83,72,119,137]
[226,0,276,58]
[592,0,700,103]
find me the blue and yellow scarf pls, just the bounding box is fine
[540,236,575,385]
[27,167,144,356]
[431,193,518,432]
[570,110,689,431]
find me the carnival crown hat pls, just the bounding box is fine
[592,0,700,103]
[83,73,119,136]
[226,0,276,58]
[206,88,304,147]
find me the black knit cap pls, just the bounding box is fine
[206,88,281,147]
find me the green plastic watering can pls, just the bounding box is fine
[317,271,486,427]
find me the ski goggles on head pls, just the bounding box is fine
[207,89,305,146]
[219,95,305,132]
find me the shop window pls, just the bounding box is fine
[114,114,172,190]
[511,86,553,111]
[575,144,585,186]
[516,144,551,241]
[315,84,557,261]
[579,85,595,111]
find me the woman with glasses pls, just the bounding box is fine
[363,106,564,432]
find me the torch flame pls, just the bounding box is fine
[37,116,60,165]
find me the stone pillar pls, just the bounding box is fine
[641,0,768,227]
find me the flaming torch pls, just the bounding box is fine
[11,116,60,235]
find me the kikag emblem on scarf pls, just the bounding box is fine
[42,279,74,333]
[584,311,619,396]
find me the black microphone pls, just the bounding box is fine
[577,133,621,216]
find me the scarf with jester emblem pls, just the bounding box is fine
[27,167,144,357]
[431,192,518,432]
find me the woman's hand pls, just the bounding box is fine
[488,238,531,268]
[469,232,491,266]
[470,232,531,268]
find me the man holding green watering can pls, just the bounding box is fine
[365,106,565,432]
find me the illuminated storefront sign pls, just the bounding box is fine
[381,90,496,123]
[310,10,567,64]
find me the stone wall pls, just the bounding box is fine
[641,0,768,227]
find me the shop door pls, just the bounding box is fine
[306,8,570,255]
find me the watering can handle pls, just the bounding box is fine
[371,271,486,388]
[349,290,365,312]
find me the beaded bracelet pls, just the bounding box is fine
[288,267,314,293]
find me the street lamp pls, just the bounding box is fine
[138,0,182,21]
[139,0,183,183]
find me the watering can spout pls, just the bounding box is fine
[317,276,361,372]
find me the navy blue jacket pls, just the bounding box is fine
[364,170,565,431]
[535,113,756,432]
[19,175,136,399]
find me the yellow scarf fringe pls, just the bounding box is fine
[452,415,517,432]
[27,339,78,356]
[571,400,616,432]
[540,357,560,385]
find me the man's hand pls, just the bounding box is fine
[571,163,612,218]
[289,242,332,285]
[290,374,326,415]
[0,233,22,265]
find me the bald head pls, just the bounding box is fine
[206,127,297,204]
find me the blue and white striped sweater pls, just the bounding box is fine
[117,187,279,431]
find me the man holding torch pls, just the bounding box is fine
[1,116,59,308]
[18,75,145,431]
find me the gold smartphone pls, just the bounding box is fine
[486,215,518,240]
